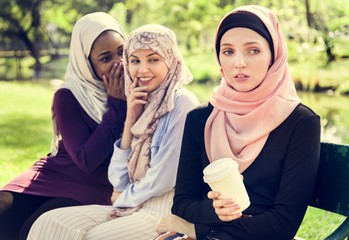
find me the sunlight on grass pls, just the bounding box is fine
[0,81,53,187]
[296,207,346,239]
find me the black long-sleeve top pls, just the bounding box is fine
[172,103,320,240]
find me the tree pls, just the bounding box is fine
[305,0,335,64]
[0,0,45,77]
[0,0,120,79]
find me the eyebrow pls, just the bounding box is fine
[221,41,263,47]
[98,44,123,57]
[129,52,159,58]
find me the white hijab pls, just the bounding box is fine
[50,12,125,156]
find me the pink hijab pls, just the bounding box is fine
[204,5,301,173]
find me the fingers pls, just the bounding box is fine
[128,86,148,104]
[105,63,126,99]
[212,198,237,209]
[214,199,241,221]
[156,218,165,234]
[209,193,242,222]
[130,75,138,89]
[107,63,121,89]
[126,81,148,123]
[156,215,175,234]
[207,191,220,200]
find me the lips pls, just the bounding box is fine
[234,73,249,81]
[137,77,154,85]
[138,77,153,82]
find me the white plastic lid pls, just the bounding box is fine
[203,158,238,183]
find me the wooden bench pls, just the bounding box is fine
[305,142,349,239]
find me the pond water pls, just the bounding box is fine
[299,92,349,145]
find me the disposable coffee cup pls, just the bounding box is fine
[203,158,250,214]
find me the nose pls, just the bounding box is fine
[235,53,246,68]
[138,62,149,73]
[112,53,122,64]
[113,55,123,65]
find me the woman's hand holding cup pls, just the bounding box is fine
[207,191,242,221]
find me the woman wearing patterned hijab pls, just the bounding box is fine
[0,12,127,240]
[157,5,320,240]
[27,24,199,240]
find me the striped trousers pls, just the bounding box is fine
[27,190,174,240]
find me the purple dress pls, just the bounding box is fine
[2,88,126,205]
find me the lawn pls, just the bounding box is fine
[0,80,345,239]
[0,80,53,187]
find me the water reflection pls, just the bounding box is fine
[298,92,349,144]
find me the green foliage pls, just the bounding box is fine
[184,52,221,84]
[109,3,128,32]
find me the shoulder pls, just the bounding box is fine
[279,103,320,134]
[174,88,199,106]
[54,88,74,100]
[170,88,200,115]
[188,102,213,118]
[179,102,213,129]
[53,88,79,108]
[290,103,320,121]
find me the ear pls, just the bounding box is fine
[220,66,224,77]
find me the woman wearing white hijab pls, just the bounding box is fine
[27,24,199,240]
[0,12,127,240]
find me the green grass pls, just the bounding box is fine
[297,207,346,239]
[0,80,346,239]
[0,80,53,187]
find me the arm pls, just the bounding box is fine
[54,89,126,174]
[172,111,221,225]
[109,92,198,207]
[173,110,321,240]
[108,139,131,192]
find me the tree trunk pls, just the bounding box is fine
[19,31,42,78]
[305,0,313,27]
[304,0,335,64]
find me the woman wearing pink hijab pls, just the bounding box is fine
[157,5,320,240]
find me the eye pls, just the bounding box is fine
[117,48,123,57]
[149,57,160,63]
[249,48,260,54]
[100,56,112,63]
[222,48,234,56]
[129,58,140,64]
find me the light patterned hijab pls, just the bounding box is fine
[123,24,193,182]
[205,5,301,172]
[50,12,125,156]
